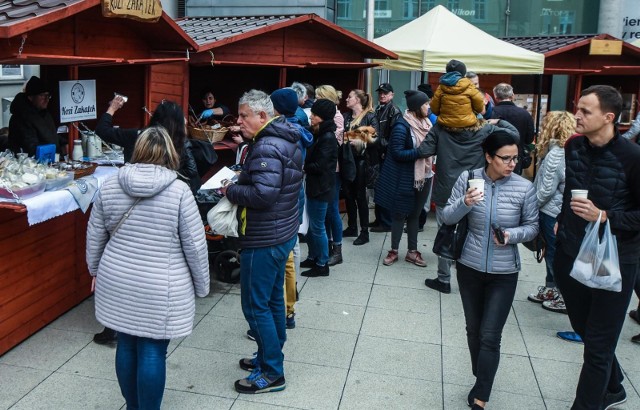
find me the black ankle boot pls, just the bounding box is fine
[300,258,316,268]
[301,264,330,277]
[342,227,358,237]
[93,327,117,345]
[353,231,369,246]
[328,244,343,266]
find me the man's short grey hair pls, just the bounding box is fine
[290,82,307,104]
[493,83,514,100]
[239,89,274,117]
[465,71,478,79]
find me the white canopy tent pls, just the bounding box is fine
[373,5,544,74]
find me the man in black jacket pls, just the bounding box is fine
[491,83,534,174]
[8,76,60,156]
[554,85,640,410]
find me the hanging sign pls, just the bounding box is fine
[59,80,97,123]
[589,39,623,55]
[102,0,162,23]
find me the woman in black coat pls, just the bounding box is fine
[300,99,339,278]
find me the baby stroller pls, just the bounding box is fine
[196,189,241,283]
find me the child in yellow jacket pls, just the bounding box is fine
[431,59,485,128]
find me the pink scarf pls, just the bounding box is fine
[403,111,433,190]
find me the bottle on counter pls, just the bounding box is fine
[72,140,84,161]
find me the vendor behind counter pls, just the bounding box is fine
[8,76,65,156]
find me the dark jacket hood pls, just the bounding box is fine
[256,115,301,145]
[10,92,32,115]
[439,71,463,86]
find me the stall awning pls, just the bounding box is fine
[305,62,381,69]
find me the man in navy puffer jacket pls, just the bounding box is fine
[222,90,303,394]
[554,85,640,410]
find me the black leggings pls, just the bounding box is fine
[344,161,368,232]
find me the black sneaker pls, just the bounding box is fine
[235,370,286,394]
[342,227,358,237]
[424,278,451,294]
[93,327,117,345]
[300,258,316,268]
[286,313,296,329]
[602,386,627,410]
[239,354,258,371]
[246,329,256,341]
[370,225,391,233]
[353,232,369,245]
[301,264,329,277]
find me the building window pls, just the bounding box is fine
[474,0,485,20]
[403,0,419,19]
[337,0,352,19]
[0,65,23,80]
[447,0,460,10]
[422,0,436,12]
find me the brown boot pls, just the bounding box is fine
[383,249,399,266]
[405,250,427,267]
[328,244,343,266]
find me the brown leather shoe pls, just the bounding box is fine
[405,250,427,267]
[383,249,398,266]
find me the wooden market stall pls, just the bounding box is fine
[0,0,198,356]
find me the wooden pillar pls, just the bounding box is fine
[573,74,583,111]
[279,68,287,88]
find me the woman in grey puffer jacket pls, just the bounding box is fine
[86,127,209,410]
[442,130,537,409]
[528,111,575,312]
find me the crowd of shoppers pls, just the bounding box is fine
[82,71,640,410]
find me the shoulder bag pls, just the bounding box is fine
[339,135,357,183]
[432,169,473,260]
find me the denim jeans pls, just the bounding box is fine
[539,212,557,287]
[554,245,638,410]
[456,262,518,403]
[325,173,343,245]
[435,206,453,283]
[115,332,170,410]
[240,235,296,379]
[306,198,330,266]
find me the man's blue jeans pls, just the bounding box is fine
[325,172,343,245]
[306,198,330,266]
[115,332,170,410]
[240,235,296,379]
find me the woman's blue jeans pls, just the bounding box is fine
[306,198,330,266]
[539,212,557,287]
[115,332,170,410]
[240,235,296,379]
[325,173,343,245]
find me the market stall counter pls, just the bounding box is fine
[0,166,117,356]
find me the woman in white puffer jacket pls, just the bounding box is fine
[86,126,209,410]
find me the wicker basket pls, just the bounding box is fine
[72,162,98,179]
[189,126,228,143]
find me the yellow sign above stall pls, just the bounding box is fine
[589,39,623,55]
[102,0,162,23]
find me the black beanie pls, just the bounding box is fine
[270,88,298,117]
[446,59,467,76]
[417,83,434,99]
[25,76,49,96]
[311,99,336,121]
[404,90,429,112]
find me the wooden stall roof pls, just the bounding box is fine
[0,0,197,59]
[177,14,397,67]
[502,34,640,75]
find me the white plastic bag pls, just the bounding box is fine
[570,212,621,292]
[298,200,309,235]
[207,196,238,237]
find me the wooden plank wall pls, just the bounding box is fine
[0,210,92,356]
[148,61,190,115]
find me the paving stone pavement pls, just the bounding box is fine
[2,215,640,409]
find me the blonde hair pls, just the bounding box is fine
[536,111,576,158]
[131,126,180,170]
[315,85,342,105]
[349,89,374,129]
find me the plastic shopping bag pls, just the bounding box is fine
[207,196,238,237]
[298,201,309,235]
[570,212,621,292]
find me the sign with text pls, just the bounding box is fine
[59,80,97,123]
[622,0,640,41]
[589,39,623,55]
[102,0,162,23]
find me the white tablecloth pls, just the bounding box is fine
[12,166,118,226]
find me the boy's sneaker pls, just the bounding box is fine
[239,353,258,371]
[602,386,627,410]
[527,286,558,303]
[542,297,567,314]
[246,329,256,341]
[556,331,583,344]
[286,313,296,329]
[235,369,286,394]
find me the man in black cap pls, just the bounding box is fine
[8,76,61,156]
[372,82,402,231]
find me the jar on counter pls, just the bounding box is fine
[72,140,84,161]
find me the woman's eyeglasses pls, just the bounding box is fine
[495,154,519,165]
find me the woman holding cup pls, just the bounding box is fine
[527,111,576,316]
[442,130,538,409]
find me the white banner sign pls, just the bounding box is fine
[622,0,640,42]
[59,80,97,123]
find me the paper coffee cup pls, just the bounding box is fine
[571,189,588,199]
[468,179,484,194]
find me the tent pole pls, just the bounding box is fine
[365,0,375,94]
[533,74,543,178]
[421,71,426,84]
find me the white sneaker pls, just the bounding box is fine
[527,286,558,303]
